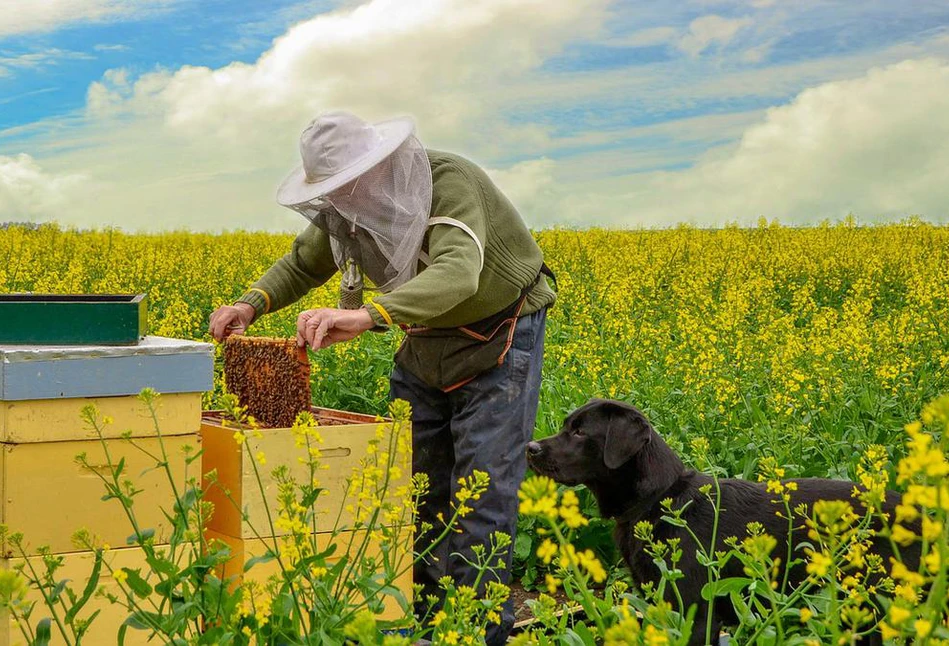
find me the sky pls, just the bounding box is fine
[1,0,948,231]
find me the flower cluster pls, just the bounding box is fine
[518,476,608,596]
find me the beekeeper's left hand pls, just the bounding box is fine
[296,307,375,349]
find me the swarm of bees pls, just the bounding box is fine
[223,335,311,428]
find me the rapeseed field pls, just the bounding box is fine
[2,219,947,481]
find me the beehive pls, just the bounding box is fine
[0,337,211,557]
[0,294,146,345]
[223,336,310,428]
[201,407,410,538]
[201,406,414,616]
[0,336,212,646]
[0,432,193,554]
[0,544,193,646]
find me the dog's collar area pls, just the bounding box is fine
[612,474,693,526]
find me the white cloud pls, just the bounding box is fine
[1,0,610,231]
[678,15,753,57]
[520,58,949,226]
[485,158,556,227]
[607,26,679,48]
[95,0,609,146]
[0,48,95,77]
[0,154,87,220]
[0,0,176,37]
[93,43,131,52]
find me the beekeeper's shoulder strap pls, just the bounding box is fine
[417,216,485,272]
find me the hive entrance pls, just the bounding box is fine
[223,336,311,428]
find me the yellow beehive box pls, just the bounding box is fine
[206,528,413,621]
[0,392,202,443]
[0,544,193,646]
[201,408,411,540]
[0,432,194,555]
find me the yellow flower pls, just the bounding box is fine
[536,539,558,564]
[913,619,932,638]
[890,523,916,546]
[879,622,900,641]
[233,431,246,445]
[644,624,669,646]
[545,574,561,594]
[113,569,129,585]
[799,607,813,623]
[923,550,941,574]
[921,516,941,542]
[888,605,911,626]
[806,550,832,578]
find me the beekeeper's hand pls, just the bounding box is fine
[296,307,375,350]
[209,303,256,341]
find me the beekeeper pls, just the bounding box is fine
[208,111,556,645]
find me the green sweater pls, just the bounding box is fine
[238,150,556,328]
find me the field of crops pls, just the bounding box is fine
[3,220,946,483]
[3,220,949,642]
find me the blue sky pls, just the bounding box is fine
[2,0,949,230]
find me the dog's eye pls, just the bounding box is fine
[572,426,584,437]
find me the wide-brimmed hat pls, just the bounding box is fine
[276,111,415,207]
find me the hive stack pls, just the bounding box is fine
[203,337,412,619]
[0,337,213,646]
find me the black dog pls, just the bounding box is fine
[526,398,919,645]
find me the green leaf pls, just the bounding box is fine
[49,580,69,603]
[65,550,103,623]
[174,488,198,515]
[702,577,753,601]
[124,609,162,630]
[243,552,276,573]
[300,486,325,508]
[122,568,153,598]
[729,591,754,623]
[514,532,532,561]
[126,528,156,545]
[31,618,51,646]
[147,555,178,577]
[560,628,588,646]
[572,622,599,646]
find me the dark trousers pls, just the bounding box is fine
[389,307,547,646]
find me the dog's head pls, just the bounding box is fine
[527,398,655,486]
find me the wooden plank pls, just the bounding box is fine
[0,544,191,646]
[201,409,411,540]
[0,392,202,442]
[0,433,195,555]
[0,337,213,400]
[0,294,146,346]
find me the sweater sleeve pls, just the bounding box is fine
[236,223,338,318]
[367,163,486,327]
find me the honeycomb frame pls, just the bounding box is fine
[223,336,311,428]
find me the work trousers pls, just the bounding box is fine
[389,307,547,646]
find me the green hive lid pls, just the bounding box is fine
[0,294,147,345]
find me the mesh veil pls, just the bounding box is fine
[288,136,432,293]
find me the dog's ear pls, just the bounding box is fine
[602,400,653,470]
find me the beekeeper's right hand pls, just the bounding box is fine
[209,303,256,342]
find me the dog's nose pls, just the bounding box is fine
[526,441,542,456]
